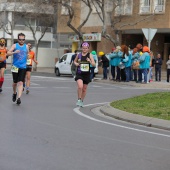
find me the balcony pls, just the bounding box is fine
[14,25,52,33]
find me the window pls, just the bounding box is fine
[154,0,165,13]
[115,0,133,16]
[124,0,133,15]
[61,0,72,15]
[59,55,67,63]
[140,0,151,13]
[140,0,165,14]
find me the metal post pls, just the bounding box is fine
[148,28,151,50]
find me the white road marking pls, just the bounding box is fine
[90,85,102,88]
[30,82,40,86]
[3,87,46,89]
[32,76,68,80]
[53,87,70,89]
[73,102,170,138]
[101,88,117,90]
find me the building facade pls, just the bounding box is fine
[79,0,169,69]
[0,0,76,67]
[1,0,169,69]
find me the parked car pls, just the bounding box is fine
[55,53,98,77]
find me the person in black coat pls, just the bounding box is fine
[98,51,109,79]
[154,53,162,81]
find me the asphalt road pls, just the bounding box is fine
[0,73,170,170]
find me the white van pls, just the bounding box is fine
[55,53,98,76]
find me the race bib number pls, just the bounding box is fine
[27,59,31,65]
[80,63,90,72]
[11,65,19,73]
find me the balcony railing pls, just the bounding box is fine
[14,25,52,32]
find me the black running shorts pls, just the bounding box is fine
[75,74,91,84]
[12,68,26,83]
[0,62,6,69]
[26,65,32,72]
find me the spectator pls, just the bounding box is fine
[121,45,132,82]
[131,47,140,81]
[109,47,116,80]
[139,46,150,84]
[98,51,109,79]
[166,54,170,82]
[90,51,97,81]
[148,51,154,82]
[135,43,143,83]
[154,53,162,81]
[109,46,122,81]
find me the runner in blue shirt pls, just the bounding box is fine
[8,33,29,105]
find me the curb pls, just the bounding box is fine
[94,79,170,89]
[100,104,170,131]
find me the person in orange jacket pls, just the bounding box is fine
[24,42,38,94]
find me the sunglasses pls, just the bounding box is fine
[18,39,25,41]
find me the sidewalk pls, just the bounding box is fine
[35,67,54,74]
[94,77,170,89]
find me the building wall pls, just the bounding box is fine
[114,0,170,31]
[6,48,65,67]
[57,1,81,33]
[34,48,64,67]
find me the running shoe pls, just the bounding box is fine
[26,90,29,94]
[16,98,21,105]
[12,93,17,102]
[80,101,84,107]
[76,99,81,106]
[0,88,2,93]
[76,99,83,107]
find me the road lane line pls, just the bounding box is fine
[73,103,170,138]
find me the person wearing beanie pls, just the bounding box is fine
[138,46,150,84]
[99,51,109,79]
[90,51,97,81]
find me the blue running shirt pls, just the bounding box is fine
[13,43,28,69]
